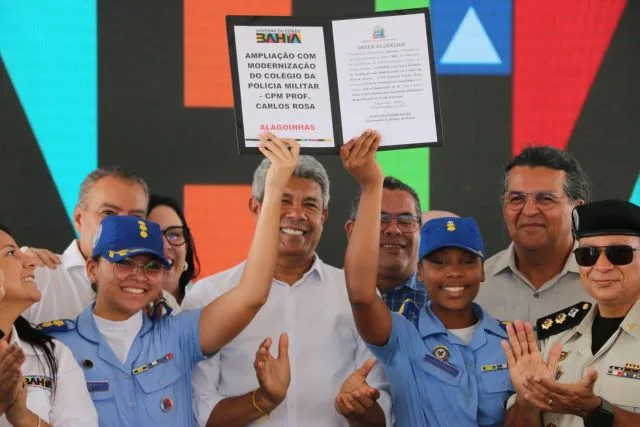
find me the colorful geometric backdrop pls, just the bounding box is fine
[1,0,638,279]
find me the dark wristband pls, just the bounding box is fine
[585,397,614,427]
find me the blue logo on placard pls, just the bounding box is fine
[431,0,512,75]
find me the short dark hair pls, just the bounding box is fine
[148,194,201,303]
[350,176,422,219]
[502,146,592,202]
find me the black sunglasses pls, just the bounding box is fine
[574,245,640,267]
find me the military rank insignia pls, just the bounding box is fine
[35,319,76,333]
[536,301,592,340]
[132,353,174,375]
[608,363,640,380]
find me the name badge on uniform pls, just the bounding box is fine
[423,353,459,377]
[87,381,110,392]
[132,353,174,375]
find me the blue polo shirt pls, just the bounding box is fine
[368,302,513,427]
[50,305,205,426]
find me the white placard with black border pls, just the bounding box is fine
[227,9,443,154]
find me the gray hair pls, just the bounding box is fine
[251,155,330,208]
[78,166,150,209]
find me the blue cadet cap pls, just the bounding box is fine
[92,215,171,268]
[419,216,485,260]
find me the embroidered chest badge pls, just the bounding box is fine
[432,345,450,361]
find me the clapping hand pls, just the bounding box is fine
[335,358,381,419]
[253,333,291,414]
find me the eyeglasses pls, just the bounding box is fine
[503,191,565,211]
[112,259,165,281]
[162,226,189,247]
[574,245,640,267]
[381,213,421,233]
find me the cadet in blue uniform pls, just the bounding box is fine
[41,136,300,426]
[340,132,513,426]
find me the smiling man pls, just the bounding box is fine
[476,146,594,325]
[502,200,640,427]
[183,141,391,427]
[346,177,430,312]
[22,166,183,324]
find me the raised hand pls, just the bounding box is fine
[340,130,383,187]
[501,320,562,404]
[253,333,290,413]
[258,132,300,195]
[0,340,26,416]
[335,358,381,418]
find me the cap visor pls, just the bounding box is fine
[422,243,484,260]
[107,248,172,269]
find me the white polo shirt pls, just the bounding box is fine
[476,242,593,325]
[0,326,98,426]
[182,258,393,427]
[22,241,181,325]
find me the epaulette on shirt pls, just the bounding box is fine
[398,298,420,328]
[497,320,512,332]
[536,301,592,340]
[35,319,76,333]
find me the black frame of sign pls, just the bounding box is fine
[227,8,443,154]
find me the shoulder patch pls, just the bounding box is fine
[398,298,420,328]
[35,319,76,333]
[536,301,592,340]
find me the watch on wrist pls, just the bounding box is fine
[585,397,614,427]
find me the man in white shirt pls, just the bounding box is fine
[183,151,392,427]
[22,166,180,325]
[476,146,593,324]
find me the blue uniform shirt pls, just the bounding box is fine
[50,305,205,426]
[367,302,514,427]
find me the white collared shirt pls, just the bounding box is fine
[182,258,393,427]
[476,242,594,324]
[22,241,181,325]
[0,326,98,426]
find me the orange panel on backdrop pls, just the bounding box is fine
[184,185,255,280]
[184,0,292,107]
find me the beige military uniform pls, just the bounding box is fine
[477,242,594,325]
[538,300,640,426]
